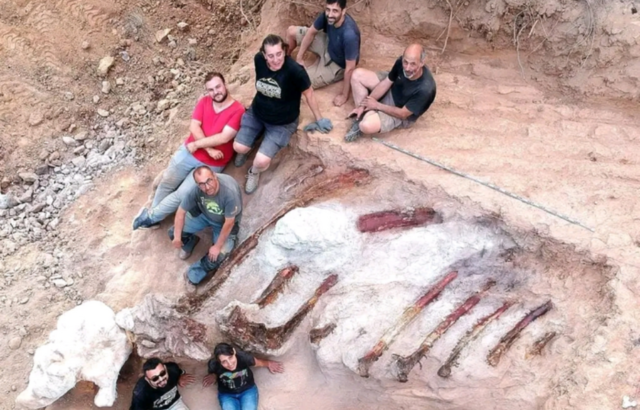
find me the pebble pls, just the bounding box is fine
[155,28,171,43]
[81,40,90,50]
[74,131,88,141]
[62,136,79,146]
[28,113,44,126]
[52,279,68,288]
[177,22,189,30]
[101,81,111,94]
[93,95,100,104]
[71,156,86,168]
[8,337,22,350]
[19,297,29,304]
[97,56,115,76]
[18,173,38,184]
[97,109,110,117]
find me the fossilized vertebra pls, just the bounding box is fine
[357,271,458,377]
[438,301,513,378]
[487,300,553,367]
[393,281,495,382]
[221,274,338,352]
[357,207,441,233]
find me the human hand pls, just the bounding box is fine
[186,142,198,154]
[359,96,379,112]
[333,93,348,107]
[208,245,221,261]
[172,237,183,249]
[347,106,364,120]
[202,374,217,387]
[205,148,224,160]
[178,373,196,387]
[296,57,305,67]
[267,361,284,374]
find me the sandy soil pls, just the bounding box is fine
[1,0,640,409]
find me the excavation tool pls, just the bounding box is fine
[487,300,553,366]
[223,274,338,352]
[393,281,495,382]
[357,207,441,233]
[438,301,513,378]
[357,271,458,377]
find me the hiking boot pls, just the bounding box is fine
[245,168,260,194]
[132,207,160,231]
[183,269,197,294]
[344,120,362,142]
[179,236,200,260]
[234,153,247,167]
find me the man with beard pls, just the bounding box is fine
[130,358,195,410]
[133,72,245,230]
[286,0,361,107]
[233,34,331,194]
[344,44,437,142]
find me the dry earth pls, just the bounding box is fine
[1,0,640,409]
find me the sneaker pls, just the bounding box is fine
[344,120,362,142]
[183,269,197,294]
[234,153,247,167]
[178,236,200,260]
[132,207,160,231]
[245,168,260,194]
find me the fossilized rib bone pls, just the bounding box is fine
[393,281,495,382]
[356,271,458,377]
[255,266,299,308]
[437,301,513,378]
[176,168,370,314]
[310,323,337,345]
[356,207,441,233]
[525,331,557,359]
[223,275,338,352]
[487,300,553,367]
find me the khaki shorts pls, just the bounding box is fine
[295,26,344,89]
[375,70,415,133]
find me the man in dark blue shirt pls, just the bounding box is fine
[344,43,437,142]
[286,0,361,107]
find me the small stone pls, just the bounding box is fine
[93,95,100,104]
[68,123,77,133]
[101,81,111,94]
[18,172,38,184]
[8,337,22,350]
[11,385,17,391]
[62,136,78,146]
[48,151,60,161]
[156,99,170,112]
[81,40,90,50]
[168,40,177,48]
[1,177,10,189]
[98,140,112,153]
[64,92,75,101]
[188,38,197,46]
[71,156,86,168]
[74,131,88,141]
[177,22,189,31]
[0,193,18,210]
[120,51,130,62]
[28,113,44,127]
[19,297,29,304]
[116,77,125,86]
[30,203,46,213]
[155,28,171,43]
[53,279,67,288]
[97,109,110,117]
[97,56,115,77]
[35,164,49,175]
[623,396,638,409]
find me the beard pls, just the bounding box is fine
[213,91,228,102]
[403,68,418,79]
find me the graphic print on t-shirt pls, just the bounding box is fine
[220,368,251,390]
[152,386,178,408]
[256,77,282,99]
[200,197,223,215]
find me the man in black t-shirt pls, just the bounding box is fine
[286,0,361,107]
[130,358,195,410]
[344,43,437,142]
[233,34,332,195]
[202,343,284,410]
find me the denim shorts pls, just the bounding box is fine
[235,107,298,158]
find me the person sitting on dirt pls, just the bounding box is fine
[285,0,361,107]
[202,342,284,410]
[233,34,332,194]
[169,166,242,291]
[132,72,245,230]
[130,357,195,410]
[344,43,436,142]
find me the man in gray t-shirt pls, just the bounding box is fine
[168,166,242,290]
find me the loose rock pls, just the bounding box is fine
[62,136,79,147]
[155,28,171,43]
[81,40,90,50]
[101,81,111,94]
[28,113,44,127]
[97,56,115,77]
[97,109,110,117]
[8,337,22,350]
[18,173,38,184]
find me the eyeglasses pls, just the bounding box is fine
[150,370,167,382]
[197,178,215,189]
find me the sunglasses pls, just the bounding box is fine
[150,370,167,382]
[197,178,215,189]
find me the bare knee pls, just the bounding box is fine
[351,67,367,86]
[359,115,381,135]
[252,154,272,171]
[233,141,250,154]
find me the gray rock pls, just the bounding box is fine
[35,164,49,175]
[17,189,33,203]
[8,337,22,350]
[71,156,86,168]
[156,99,170,112]
[30,203,46,213]
[18,173,38,184]
[74,131,88,141]
[52,279,68,288]
[97,109,110,117]
[48,151,60,161]
[62,136,78,146]
[64,92,75,101]
[98,140,112,154]
[93,95,100,104]
[101,81,111,94]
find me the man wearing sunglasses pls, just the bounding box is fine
[169,166,242,290]
[130,358,195,410]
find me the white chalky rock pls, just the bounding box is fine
[16,301,132,408]
[623,396,638,408]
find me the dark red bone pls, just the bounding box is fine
[393,281,495,382]
[357,208,441,233]
[357,271,458,377]
[487,300,553,367]
[310,323,337,345]
[255,266,299,308]
[526,331,558,359]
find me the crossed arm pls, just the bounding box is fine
[186,121,238,159]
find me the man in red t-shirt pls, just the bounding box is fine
[133,72,245,231]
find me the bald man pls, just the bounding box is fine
[168,166,242,291]
[344,44,436,142]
